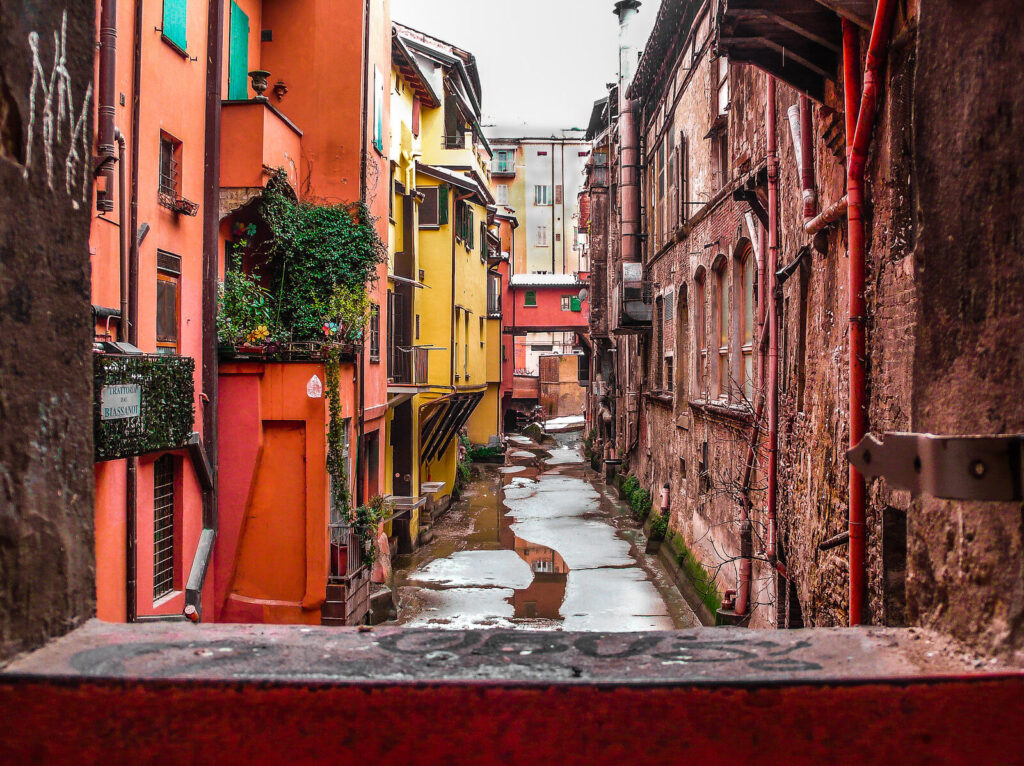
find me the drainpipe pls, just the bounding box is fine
[125,0,144,624]
[619,97,641,266]
[799,95,816,223]
[115,129,128,331]
[846,0,898,627]
[96,0,117,213]
[766,76,779,569]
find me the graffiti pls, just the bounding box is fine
[23,10,93,209]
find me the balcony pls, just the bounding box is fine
[389,346,430,389]
[220,100,302,198]
[491,158,516,177]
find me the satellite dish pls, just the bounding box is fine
[578,288,589,301]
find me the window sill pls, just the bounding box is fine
[645,391,674,408]
[369,356,380,364]
[160,34,190,60]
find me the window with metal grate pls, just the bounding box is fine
[153,456,176,600]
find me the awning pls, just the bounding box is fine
[419,390,485,464]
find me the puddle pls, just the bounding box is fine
[393,431,697,630]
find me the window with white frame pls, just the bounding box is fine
[739,244,755,401]
[536,225,549,247]
[534,185,551,206]
[717,56,730,116]
[713,260,730,400]
[496,184,509,205]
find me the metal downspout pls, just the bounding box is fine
[766,77,779,571]
[846,0,898,627]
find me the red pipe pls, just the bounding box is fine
[799,95,816,223]
[618,97,641,264]
[845,1,898,626]
[766,77,779,569]
[804,195,848,235]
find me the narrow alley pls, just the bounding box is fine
[394,431,695,630]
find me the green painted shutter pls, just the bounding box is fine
[571,297,582,312]
[438,185,449,225]
[228,2,250,100]
[468,210,474,248]
[162,0,188,51]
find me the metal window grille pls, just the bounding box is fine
[159,137,179,197]
[153,455,176,599]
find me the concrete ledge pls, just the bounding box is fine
[1,622,1020,764]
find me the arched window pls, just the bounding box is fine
[712,257,730,400]
[674,285,688,407]
[737,242,756,401]
[694,267,707,397]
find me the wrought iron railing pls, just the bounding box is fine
[390,346,429,385]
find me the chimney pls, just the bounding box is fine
[613,1,642,89]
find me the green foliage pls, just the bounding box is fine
[94,354,195,461]
[630,487,653,522]
[467,445,502,461]
[621,474,639,502]
[259,181,386,341]
[217,269,277,345]
[324,352,350,520]
[649,510,669,541]
[669,533,723,616]
[457,461,472,484]
[353,494,394,567]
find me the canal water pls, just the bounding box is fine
[392,431,698,630]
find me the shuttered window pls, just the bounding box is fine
[153,455,176,600]
[228,2,249,100]
[162,0,188,52]
[419,187,439,227]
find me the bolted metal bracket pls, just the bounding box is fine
[847,432,1024,502]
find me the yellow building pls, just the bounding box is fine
[385,24,500,515]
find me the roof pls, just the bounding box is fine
[627,0,699,102]
[586,97,610,141]
[391,29,441,108]
[510,273,584,288]
[483,124,589,142]
[416,162,493,206]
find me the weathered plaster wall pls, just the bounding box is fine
[0,1,95,663]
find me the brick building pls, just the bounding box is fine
[585,0,1024,655]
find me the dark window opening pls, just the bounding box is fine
[158,133,182,199]
[369,304,380,362]
[156,251,180,355]
[883,506,908,626]
[419,187,439,227]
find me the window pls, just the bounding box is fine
[674,285,688,405]
[717,56,730,116]
[496,184,509,205]
[695,269,707,395]
[415,314,420,340]
[534,185,551,206]
[369,304,380,362]
[493,149,514,174]
[738,245,755,401]
[161,0,188,52]
[714,131,729,191]
[665,355,674,394]
[156,250,180,354]
[524,290,537,307]
[158,133,182,199]
[555,185,563,205]
[388,165,395,221]
[419,187,439,227]
[153,455,177,600]
[455,201,474,245]
[479,317,485,345]
[228,2,249,99]
[657,140,665,246]
[536,225,549,247]
[531,344,553,352]
[655,296,664,389]
[373,66,384,153]
[714,261,730,400]
[678,134,689,225]
[561,295,571,311]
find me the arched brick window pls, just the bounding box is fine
[712,256,730,400]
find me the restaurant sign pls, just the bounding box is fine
[101,384,142,420]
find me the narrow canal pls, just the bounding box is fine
[393,430,698,630]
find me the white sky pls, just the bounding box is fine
[390,0,658,133]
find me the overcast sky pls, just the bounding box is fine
[391,0,658,133]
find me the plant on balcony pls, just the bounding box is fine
[217,269,280,349]
[352,494,394,567]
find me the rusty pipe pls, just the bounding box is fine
[800,95,816,222]
[619,97,641,264]
[846,0,898,627]
[766,76,779,568]
[804,195,848,235]
[96,0,117,212]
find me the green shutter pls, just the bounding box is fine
[438,185,449,225]
[571,297,582,312]
[468,210,474,248]
[228,2,249,100]
[162,0,187,51]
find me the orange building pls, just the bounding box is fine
[91,0,219,622]
[89,0,392,627]
[213,0,392,626]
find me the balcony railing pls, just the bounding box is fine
[491,158,515,175]
[390,346,429,386]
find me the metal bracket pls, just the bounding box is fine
[847,432,1024,501]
